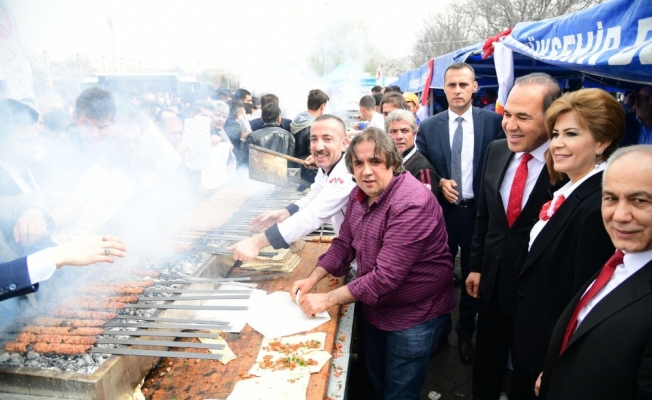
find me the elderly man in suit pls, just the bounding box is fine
[465,73,563,400]
[535,145,652,400]
[416,62,504,363]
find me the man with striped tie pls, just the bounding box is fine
[416,62,504,364]
[535,145,652,400]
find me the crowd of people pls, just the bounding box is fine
[1,63,652,400]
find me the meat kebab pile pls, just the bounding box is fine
[4,273,160,356]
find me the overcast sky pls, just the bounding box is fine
[6,0,451,74]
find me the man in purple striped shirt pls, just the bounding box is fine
[291,128,454,400]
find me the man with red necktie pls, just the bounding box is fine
[465,73,563,400]
[535,145,652,399]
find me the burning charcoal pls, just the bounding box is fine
[0,353,9,362]
[26,351,39,360]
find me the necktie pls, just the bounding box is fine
[559,250,625,355]
[451,117,464,204]
[506,153,533,227]
[539,195,566,221]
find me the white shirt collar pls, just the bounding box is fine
[448,107,473,123]
[514,140,550,164]
[555,162,606,200]
[623,248,652,274]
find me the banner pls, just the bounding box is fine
[493,43,513,115]
[503,0,652,84]
[0,1,34,99]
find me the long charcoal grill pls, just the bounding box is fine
[0,184,312,399]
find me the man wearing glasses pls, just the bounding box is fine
[623,86,652,146]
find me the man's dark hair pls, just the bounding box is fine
[0,99,38,139]
[191,99,215,115]
[485,88,497,97]
[373,93,383,106]
[345,127,405,176]
[380,93,408,113]
[313,114,345,137]
[252,96,260,107]
[243,103,254,115]
[307,89,329,111]
[227,100,245,120]
[75,87,116,121]
[445,62,476,82]
[359,95,376,111]
[371,85,382,94]
[514,72,561,113]
[262,103,281,124]
[234,88,251,101]
[260,94,280,108]
[389,85,403,94]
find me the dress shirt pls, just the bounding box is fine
[317,172,455,331]
[575,248,652,330]
[0,160,42,196]
[26,248,56,285]
[369,112,385,129]
[636,115,652,144]
[448,107,474,199]
[265,154,356,249]
[500,140,549,213]
[528,163,606,249]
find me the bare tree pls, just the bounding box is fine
[412,5,479,66]
[413,0,607,62]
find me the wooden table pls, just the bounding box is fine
[141,242,345,399]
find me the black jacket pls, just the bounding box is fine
[513,172,614,375]
[469,139,565,316]
[402,147,439,197]
[244,123,295,166]
[250,117,292,132]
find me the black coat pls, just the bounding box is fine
[513,172,614,375]
[402,147,439,197]
[0,257,37,302]
[540,258,652,400]
[250,117,292,132]
[244,124,295,166]
[469,139,565,317]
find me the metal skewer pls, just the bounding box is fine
[89,347,223,360]
[96,338,225,350]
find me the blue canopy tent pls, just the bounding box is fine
[393,0,652,112]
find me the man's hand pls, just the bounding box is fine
[249,209,291,232]
[624,93,637,110]
[14,208,47,246]
[298,292,335,316]
[439,179,460,203]
[226,234,269,262]
[51,235,127,268]
[535,372,543,397]
[290,276,320,303]
[303,155,317,170]
[466,272,481,298]
[210,135,222,146]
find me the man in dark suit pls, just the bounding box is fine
[416,62,504,363]
[621,86,652,146]
[249,93,292,132]
[464,73,562,400]
[536,145,652,400]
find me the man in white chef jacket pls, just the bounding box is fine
[228,114,355,261]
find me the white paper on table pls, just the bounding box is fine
[192,283,267,333]
[246,291,330,338]
[226,372,309,400]
[248,333,331,376]
[182,115,211,171]
[50,164,134,244]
